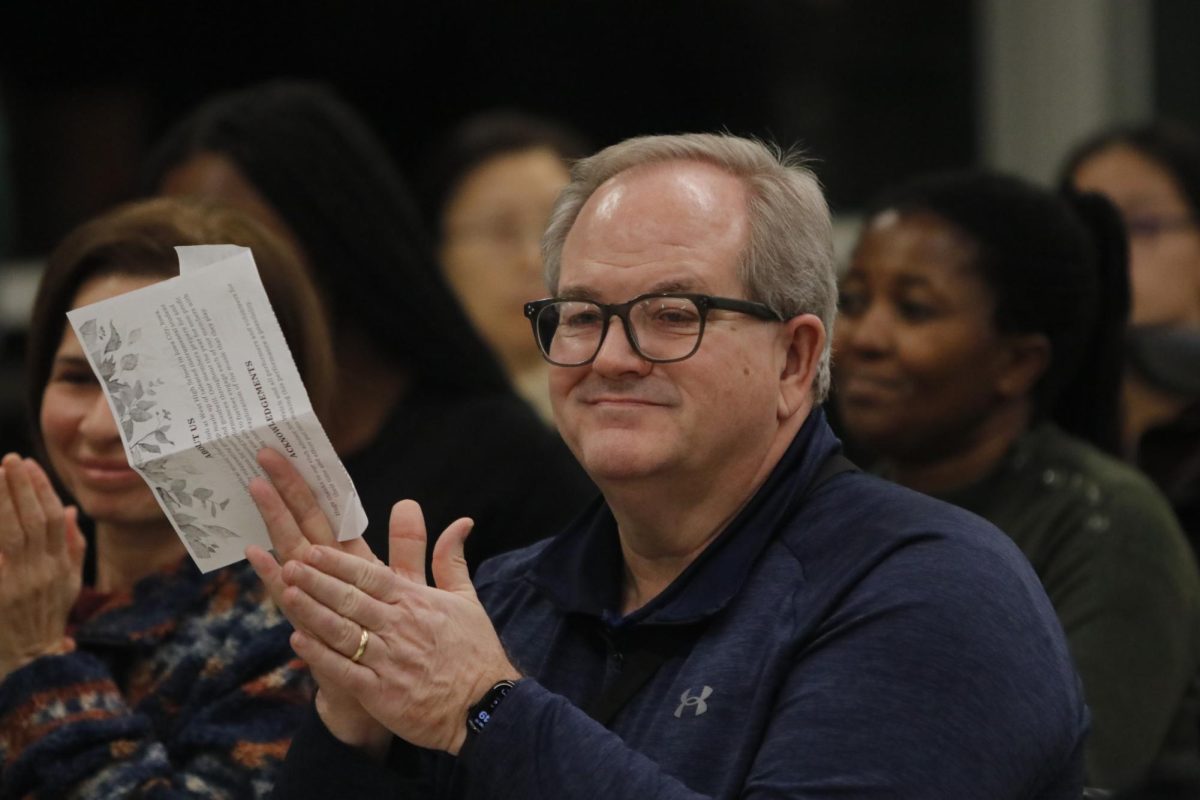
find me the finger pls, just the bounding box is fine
[257,448,335,546]
[289,629,377,697]
[281,558,393,632]
[387,500,428,583]
[0,465,19,553]
[4,453,46,551]
[64,506,87,571]
[306,545,406,604]
[249,476,312,562]
[246,544,287,606]
[431,517,477,598]
[27,458,67,558]
[279,581,382,660]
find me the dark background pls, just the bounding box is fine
[0,0,975,258]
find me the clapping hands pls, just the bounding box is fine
[0,453,87,681]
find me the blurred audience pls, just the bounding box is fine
[1062,121,1200,553]
[0,198,326,797]
[142,82,594,569]
[420,110,590,423]
[832,171,1200,793]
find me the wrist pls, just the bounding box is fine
[314,689,392,761]
[453,676,520,755]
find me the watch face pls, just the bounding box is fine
[467,680,516,735]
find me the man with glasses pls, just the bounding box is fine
[251,134,1088,798]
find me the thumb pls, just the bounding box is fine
[64,506,87,568]
[430,517,476,597]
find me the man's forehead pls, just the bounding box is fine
[559,160,750,290]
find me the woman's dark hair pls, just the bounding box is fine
[419,110,590,239]
[28,196,336,460]
[1059,119,1200,218]
[142,80,509,394]
[868,172,1130,454]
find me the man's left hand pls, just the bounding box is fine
[276,501,520,755]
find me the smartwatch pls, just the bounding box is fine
[466,679,517,736]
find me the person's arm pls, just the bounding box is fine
[1042,491,1200,791]
[0,575,313,798]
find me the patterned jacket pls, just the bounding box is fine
[0,559,313,798]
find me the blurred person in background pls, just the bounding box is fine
[0,198,330,797]
[420,110,590,424]
[1063,121,1200,554]
[144,82,594,570]
[832,171,1200,794]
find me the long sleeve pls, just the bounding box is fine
[1041,493,1200,791]
[0,570,313,798]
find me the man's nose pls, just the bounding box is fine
[591,315,653,377]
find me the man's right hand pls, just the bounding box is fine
[245,447,392,759]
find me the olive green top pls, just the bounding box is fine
[934,424,1200,792]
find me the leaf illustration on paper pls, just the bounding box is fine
[202,524,239,541]
[80,319,98,349]
[104,322,121,354]
[181,524,216,558]
[93,318,239,558]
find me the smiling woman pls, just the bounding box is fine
[832,171,1200,793]
[0,197,333,798]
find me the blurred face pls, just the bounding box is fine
[550,160,788,487]
[833,211,1017,461]
[440,148,570,373]
[1072,144,1200,326]
[41,274,163,526]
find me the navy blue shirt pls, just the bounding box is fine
[276,410,1088,799]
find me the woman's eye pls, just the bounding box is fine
[52,369,97,386]
[897,300,936,322]
[837,290,866,316]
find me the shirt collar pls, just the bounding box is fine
[529,407,842,625]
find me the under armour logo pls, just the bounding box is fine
[674,686,713,718]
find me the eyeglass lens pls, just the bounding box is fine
[536,296,703,365]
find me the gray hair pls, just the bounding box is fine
[542,133,837,400]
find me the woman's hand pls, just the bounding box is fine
[0,453,87,681]
[245,447,393,759]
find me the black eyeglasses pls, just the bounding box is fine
[524,292,783,367]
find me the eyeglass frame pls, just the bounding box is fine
[523,291,785,367]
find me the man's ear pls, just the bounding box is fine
[778,314,825,421]
[995,333,1050,399]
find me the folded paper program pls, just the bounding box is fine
[66,245,367,571]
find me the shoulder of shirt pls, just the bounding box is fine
[473,537,557,591]
[1015,426,1194,567]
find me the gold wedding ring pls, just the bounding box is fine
[351,627,369,663]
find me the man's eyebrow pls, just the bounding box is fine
[645,279,700,294]
[556,279,704,302]
[556,286,598,301]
